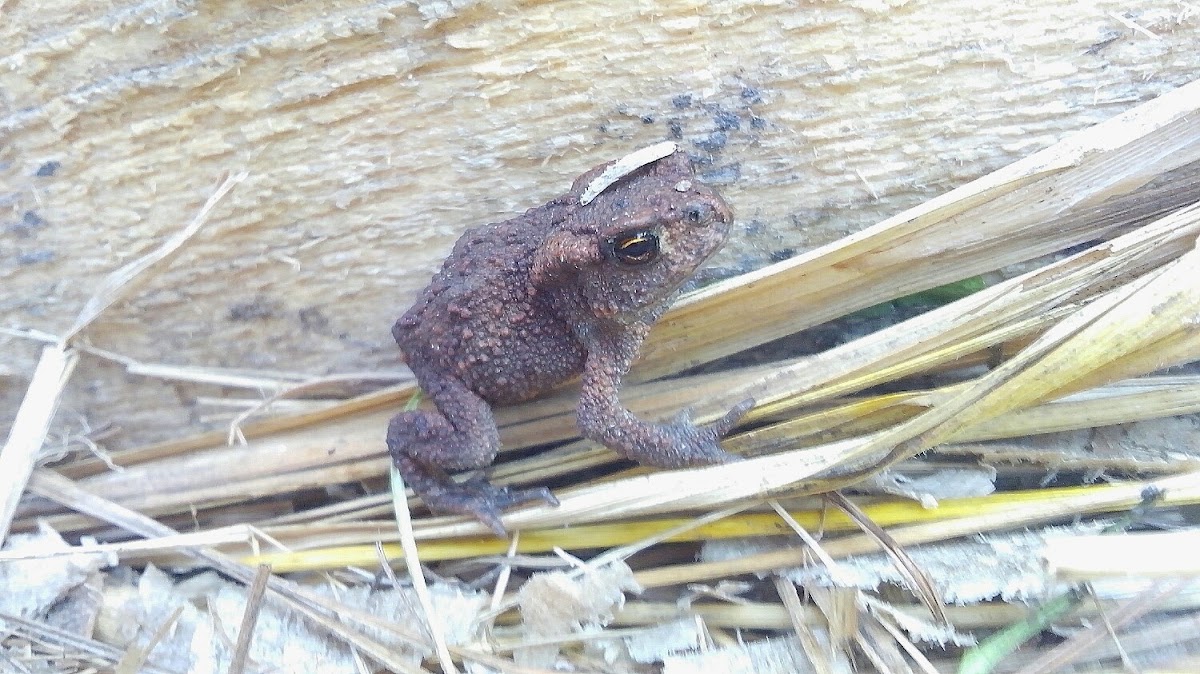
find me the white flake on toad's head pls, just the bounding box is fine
[580,141,679,205]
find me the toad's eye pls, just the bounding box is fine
[683,202,714,225]
[606,229,660,266]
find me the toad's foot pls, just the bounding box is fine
[586,397,754,468]
[415,471,560,537]
[657,397,755,466]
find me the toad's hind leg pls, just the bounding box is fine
[385,369,558,536]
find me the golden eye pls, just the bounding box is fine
[607,229,659,265]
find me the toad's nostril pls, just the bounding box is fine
[683,202,717,225]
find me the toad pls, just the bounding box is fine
[388,145,753,535]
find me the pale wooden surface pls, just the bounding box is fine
[2,0,1198,447]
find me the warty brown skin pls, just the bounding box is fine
[387,150,754,535]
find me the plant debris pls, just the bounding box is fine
[5,80,1200,673]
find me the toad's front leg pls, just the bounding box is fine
[386,366,558,536]
[575,324,753,467]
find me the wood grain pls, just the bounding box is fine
[2,0,1198,447]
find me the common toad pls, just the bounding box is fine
[388,146,753,534]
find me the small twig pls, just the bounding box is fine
[0,326,58,343]
[479,531,520,638]
[0,521,253,561]
[768,499,841,574]
[115,605,184,674]
[773,576,835,674]
[1088,586,1135,671]
[61,172,246,344]
[226,373,410,446]
[390,460,459,674]
[826,491,948,625]
[0,346,78,546]
[227,564,272,674]
[870,609,941,674]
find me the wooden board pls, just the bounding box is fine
[2,0,1198,447]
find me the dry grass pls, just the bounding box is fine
[4,80,1200,673]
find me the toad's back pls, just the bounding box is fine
[392,201,587,404]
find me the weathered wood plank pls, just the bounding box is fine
[2,0,1197,446]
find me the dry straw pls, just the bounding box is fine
[6,77,1200,673]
